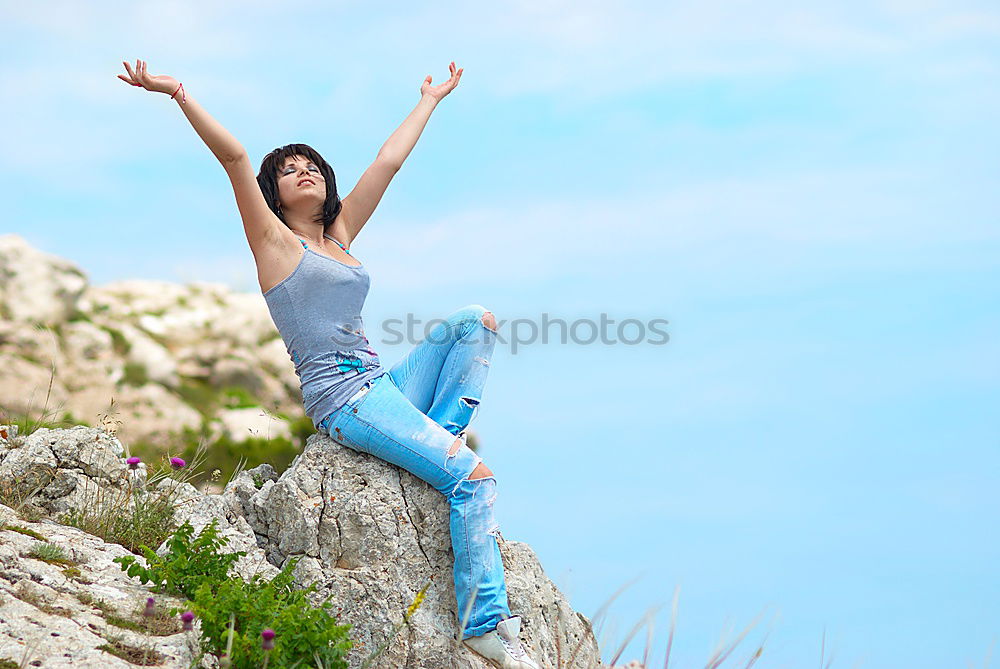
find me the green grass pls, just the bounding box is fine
[97,633,164,666]
[14,588,74,618]
[175,377,220,417]
[27,541,75,566]
[2,524,47,541]
[101,325,131,355]
[59,469,182,556]
[220,385,258,409]
[121,361,150,387]
[67,308,92,323]
[173,425,300,489]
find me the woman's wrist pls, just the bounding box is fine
[170,82,186,104]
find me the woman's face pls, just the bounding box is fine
[277,155,326,210]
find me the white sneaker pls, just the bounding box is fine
[463,616,540,669]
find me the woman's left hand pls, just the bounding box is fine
[420,61,463,101]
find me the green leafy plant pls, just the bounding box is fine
[190,558,352,669]
[113,518,244,599]
[114,518,353,668]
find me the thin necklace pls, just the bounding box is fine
[323,233,352,256]
[297,233,352,256]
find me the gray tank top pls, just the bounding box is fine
[262,233,385,429]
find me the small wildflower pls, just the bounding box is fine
[143,597,156,617]
[181,611,195,631]
[170,457,186,470]
[126,456,141,469]
[261,628,276,651]
[405,580,431,620]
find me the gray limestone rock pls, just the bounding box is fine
[0,423,603,668]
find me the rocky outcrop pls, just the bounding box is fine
[0,423,602,668]
[0,234,304,450]
[0,505,200,668]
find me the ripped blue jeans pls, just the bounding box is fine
[318,304,510,639]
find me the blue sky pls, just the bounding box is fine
[2,1,998,666]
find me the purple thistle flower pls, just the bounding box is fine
[261,628,275,651]
[170,457,186,470]
[143,597,156,617]
[126,456,141,469]
[181,611,195,631]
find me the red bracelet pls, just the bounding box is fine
[171,82,186,103]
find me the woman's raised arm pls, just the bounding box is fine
[117,59,245,165]
[117,59,286,256]
[336,61,464,244]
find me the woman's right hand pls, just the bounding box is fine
[117,59,179,97]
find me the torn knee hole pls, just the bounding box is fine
[459,396,480,408]
[468,462,493,479]
[481,311,498,332]
[448,436,463,457]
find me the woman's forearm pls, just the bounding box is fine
[377,94,440,169]
[174,91,245,164]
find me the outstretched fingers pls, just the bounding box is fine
[119,59,143,87]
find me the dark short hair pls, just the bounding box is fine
[256,143,343,229]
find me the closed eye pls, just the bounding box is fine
[284,165,319,175]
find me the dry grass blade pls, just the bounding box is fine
[226,454,250,488]
[740,608,778,668]
[457,583,481,641]
[642,606,656,669]
[1,331,73,441]
[663,584,680,669]
[609,604,662,666]
[705,608,767,669]
[567,575,641,668]
[0,463,56,520]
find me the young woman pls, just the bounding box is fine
[117,59,540,668]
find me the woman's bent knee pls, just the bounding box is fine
[468,462,493,479]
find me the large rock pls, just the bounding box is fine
[0,424,604,668]
[0,234,88,325]
[220,432,601,669]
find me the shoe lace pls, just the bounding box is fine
[499,633,528,660]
